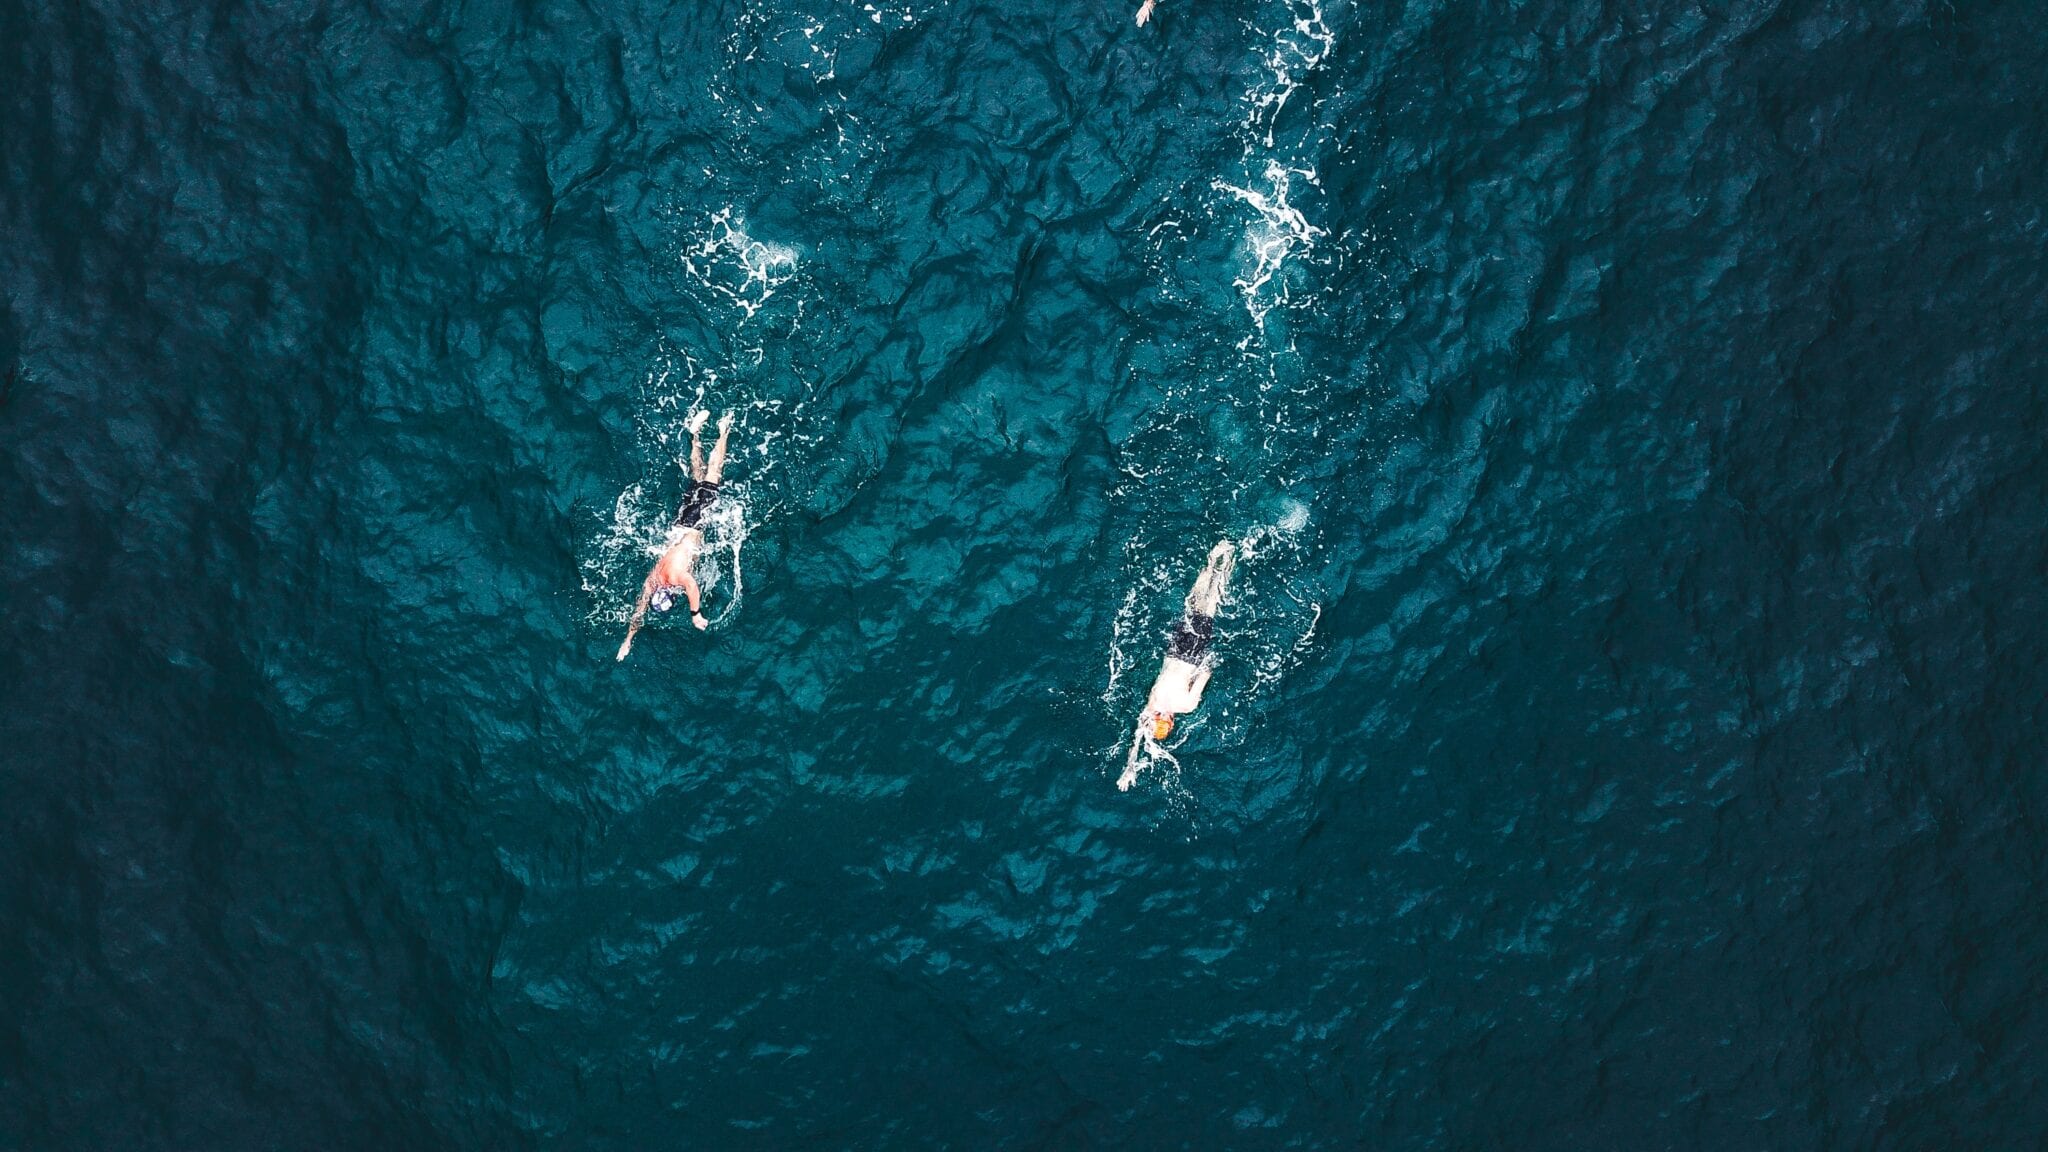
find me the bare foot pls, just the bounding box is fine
[718,410,735,434]
[687,410,709,435]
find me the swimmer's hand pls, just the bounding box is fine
[616,636,633,661]
[1135,0,1156,25]
[691,612,709,631]
[1117,768,1137,791]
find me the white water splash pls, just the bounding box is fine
[680,208,800,321]
[582,464,756,632]
[1243,0,1336,150]
[1234,504,1322,701]
[1239,497,1312,560]
[691,480,753,628]
[1214,162,1327,328]
[582,482,664,628]
[1104,584,1143,706]
[1102,507,1326,794]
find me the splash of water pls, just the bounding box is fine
[1239,497,1312,560]
[1213,162,1327,329]
[680,208,801,321]
[690,481,753,628]
[1243,0,1336,150]
[1103,509,1325,793]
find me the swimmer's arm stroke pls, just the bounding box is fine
[617,571,660,662]
[615,571,708,661]
[1119,720,1146,791]
[681,573,708,631]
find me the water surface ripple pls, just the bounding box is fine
[3,0,2045,1146]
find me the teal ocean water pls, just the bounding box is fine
[5,0,2046,1145]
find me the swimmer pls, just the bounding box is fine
[616,409,736,661]
[1121,538,1235,790]
[1135,0,1157,24]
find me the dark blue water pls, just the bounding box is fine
[5,0,2046,1145]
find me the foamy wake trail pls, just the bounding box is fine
[681,208,800,321]
[1214,162,1326,328]
[1206,0,1339,333]
[1243,0,1336,149]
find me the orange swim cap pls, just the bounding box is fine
[1152,713,1175,741]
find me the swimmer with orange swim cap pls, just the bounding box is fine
[1121,538,1235,790]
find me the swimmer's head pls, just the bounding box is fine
[651,588,678,613]
[1151,713,1174,741]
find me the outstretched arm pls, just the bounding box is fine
[1119,721,1146,791]
[617,571,659,661]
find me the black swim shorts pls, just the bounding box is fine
[673,480,721,529]
[1167,611,1214,662]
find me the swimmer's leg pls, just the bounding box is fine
[704,411,735,484]
[687,410,709,481]
[1186,538,1236,616]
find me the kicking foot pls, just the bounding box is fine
[718,410,736,434]
[687,410,710,435]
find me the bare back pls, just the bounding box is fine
[1146,656,1207,716]
[656,530,704,586]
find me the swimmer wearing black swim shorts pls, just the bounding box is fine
[617,409,737,661]
[1123,539,1236,790]
[1166,609,1214,664]
[673,478,722,530]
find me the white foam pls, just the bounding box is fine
[1242,0,1336,150]
[1213,161,1327,329]
[581,482,664,627]
[1103,519,1326,795]
[680,208,801,321]
[690,479,754,627]
[1239,499,1312,560]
